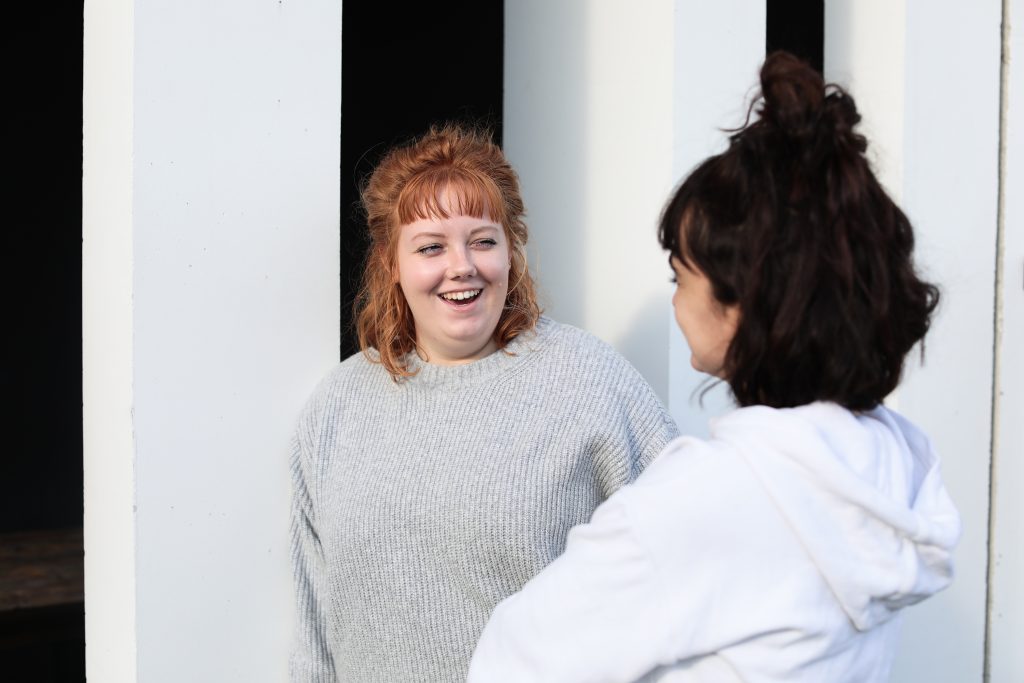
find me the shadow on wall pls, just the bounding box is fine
[614,294,671,404]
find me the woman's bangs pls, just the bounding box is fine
[396,170,502,225]
[660,196,699,270]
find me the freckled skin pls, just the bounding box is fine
[395,210,510,365]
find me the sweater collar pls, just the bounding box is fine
[400,317,552,390]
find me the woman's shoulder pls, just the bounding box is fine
[296,351,390,426]
[529,317,646,380]
[618,435,765,522]
[524,319,675,448]
[630,436,736,488]
[535,316,618,353]
[313,350,385,393]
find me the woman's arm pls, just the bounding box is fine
[468,440,768,683]
[288,414,337,682]
[467,495,680,683]
[590,352,679,496]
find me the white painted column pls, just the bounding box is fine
[504,0,764,418]
[505,0,674,401]
[827,1,1003,680]
[83,1,341,680]
[896,2,1002,681]
[83,0,137,679]
[989,1,1024,680]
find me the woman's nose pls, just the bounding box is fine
[446,248,477,279]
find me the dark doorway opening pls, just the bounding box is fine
[339,1,505,359]
[3,3,85,682]
[766,0,824,73]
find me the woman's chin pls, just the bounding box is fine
[690,356,726,379]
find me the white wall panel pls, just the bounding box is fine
[505,0,764,425]
[894,2,1002,680]
[505,0,677,402]
[84,1,341,680]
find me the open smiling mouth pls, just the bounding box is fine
[438,288,482,307]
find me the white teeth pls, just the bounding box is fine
[441,289,481,301]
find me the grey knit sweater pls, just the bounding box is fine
[289,317,678,682]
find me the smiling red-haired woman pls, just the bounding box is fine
[356,124,539,379]
[288,124,677,682]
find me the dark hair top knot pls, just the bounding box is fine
[759,51,825,136]
[754,52,866,155]
[658,51,939,411]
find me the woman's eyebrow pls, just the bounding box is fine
[410,231,446,241]
[469,225,500,235]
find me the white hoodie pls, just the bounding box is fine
[468,403,960,682]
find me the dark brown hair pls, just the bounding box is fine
[355,124,541,380]
[658,52,939,411]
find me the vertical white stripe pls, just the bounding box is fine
[83,0,137,680]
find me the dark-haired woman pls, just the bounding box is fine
[468,53,961,682]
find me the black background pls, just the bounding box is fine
[4,5,84,535]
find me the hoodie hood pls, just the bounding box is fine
[710,402,961,631]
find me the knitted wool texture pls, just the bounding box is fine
[289,318,678,682]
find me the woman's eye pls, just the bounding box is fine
[474,238,498,248]
[669,275,678,285]
[417,244,442,255]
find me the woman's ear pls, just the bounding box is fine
[723,303,741,334]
